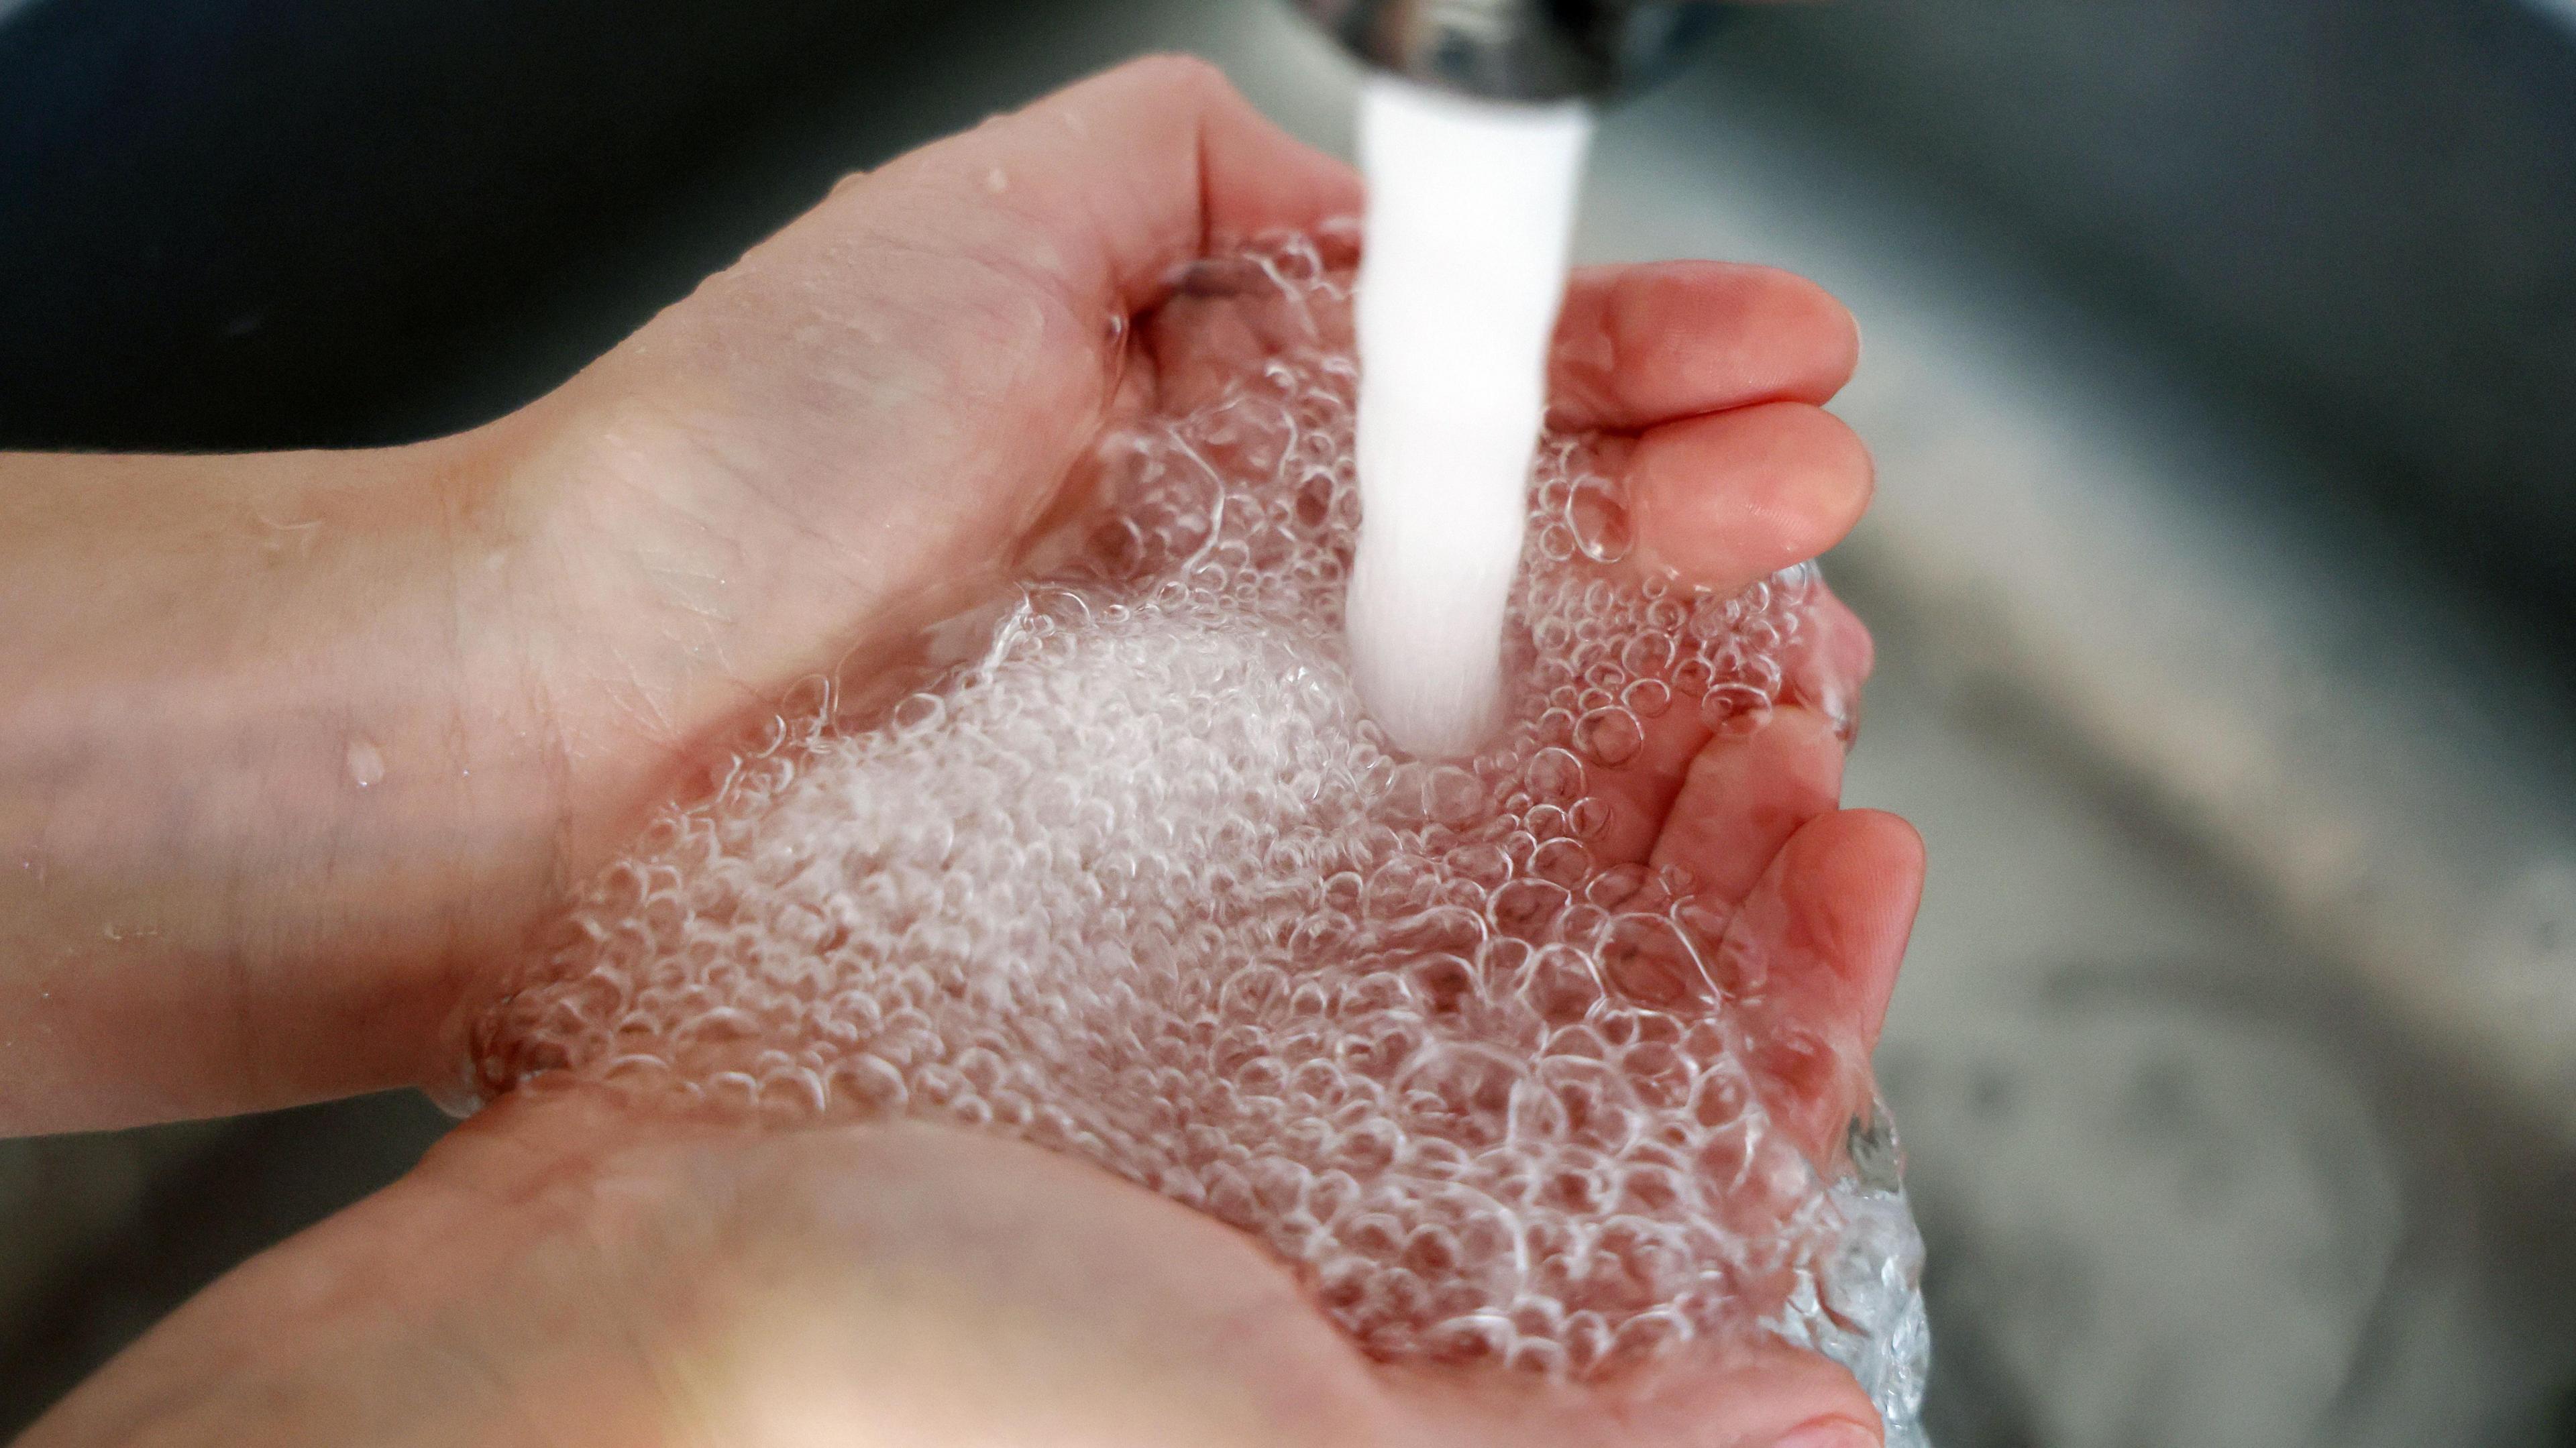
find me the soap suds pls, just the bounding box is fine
[472,237,1928,1440]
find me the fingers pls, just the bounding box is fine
[1719,809,1925,1158]
[1544,262,1870,604]
[1613,403,1874,598]
[864,56,1362,316]
[1140,246,1360,418]
[1580,705,1719,868]
[1752,810,1924,1054]
[1649,708,1848,905]
[862,65,1872,616]
[1783,589,1874,741]
[1573,598,1872,875]
[1631,696,1918,1172]
[1549,262,1861,435]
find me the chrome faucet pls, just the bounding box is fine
[1289,0,1725,103]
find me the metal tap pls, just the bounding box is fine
[1290,0,1727,103]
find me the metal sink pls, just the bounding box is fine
[3,0,2571,1441]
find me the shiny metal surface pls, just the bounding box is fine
[1287,0,1717,100]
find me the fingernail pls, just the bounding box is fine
[1770,1418,1881,1448]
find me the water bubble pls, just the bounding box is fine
[1574,708,1644,767]
[1423,765,1487,827]
[470,234,1924,1431]
[1526,747,1587,803]
[891,693,947,734]
[1623,677,1672,718]
[1699,683,1772,735]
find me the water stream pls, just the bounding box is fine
[1348,76,1594,757]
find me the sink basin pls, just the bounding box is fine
[3,0,2571,1441]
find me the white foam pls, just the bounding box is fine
[472,239,1927,1439]
[1348,78,1593,757]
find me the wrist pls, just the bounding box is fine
[0,435,572,1128]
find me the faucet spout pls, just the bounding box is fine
[1289,0,1723,103]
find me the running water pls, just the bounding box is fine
[470,235,1929,1443]
[1348,76,1594,757]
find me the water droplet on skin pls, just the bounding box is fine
[1843,1095,1906,1193]
[1567,477,1633,564]
[423,1070,486,1119]
[346,739,386,790]
[246,504,323,557]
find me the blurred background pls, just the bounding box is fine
[5,0,2575,1442]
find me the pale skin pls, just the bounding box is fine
[2,57,1924,1448]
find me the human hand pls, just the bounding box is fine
[37,653,1917,1448]
[7,52,1921,1448]
[483,49,1913,1144]
[0,55,1888,1131]
[23,1087,1898,1448]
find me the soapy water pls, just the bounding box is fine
[469,236,1929,1441]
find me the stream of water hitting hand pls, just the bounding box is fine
[1348,76,1597,757]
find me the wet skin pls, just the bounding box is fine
[2,58,1919,1448]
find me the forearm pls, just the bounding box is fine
[0,433,571,1132]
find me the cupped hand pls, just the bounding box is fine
[23,1085,1894,1448]
[0,55,1896,1130]
[10,54,1923,1448]
[499,48,1923,1224]
[482,53,1919,1144]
